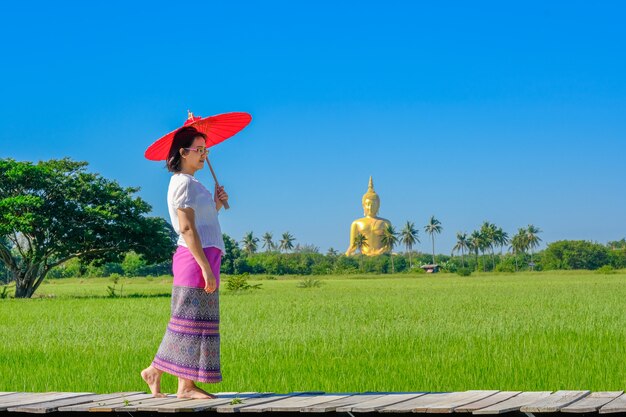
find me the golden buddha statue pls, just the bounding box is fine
[345,177,392,256]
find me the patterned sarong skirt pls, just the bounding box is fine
[152,246,222,383]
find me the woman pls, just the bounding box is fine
[141,126,229,399]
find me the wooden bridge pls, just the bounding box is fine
[0,390,625,415]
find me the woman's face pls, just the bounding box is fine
[181,136,208,172]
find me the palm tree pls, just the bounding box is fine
[242,231,259,255]
[400,221,419,269]
[261,232,274,252]
[424,216,443,265]
[510,228,529,272]
[353,232,368,272]
[381,223,399,273]
[326,247,339,257]
[526,224,542,270]
[468,230,483,271]
[453,232,469,267]
[480,222,497,270]
[494,227,509,255]
[279,232,295,253]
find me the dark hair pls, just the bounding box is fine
[166,127,207,172]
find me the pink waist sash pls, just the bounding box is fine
[172,246,222,288]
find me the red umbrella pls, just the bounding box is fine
[145,110,252,209]
[145,111,252,161]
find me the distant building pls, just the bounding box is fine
[420,264,440,273]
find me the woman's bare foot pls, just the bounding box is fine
[141,366,165,398]
[176,385,216,399]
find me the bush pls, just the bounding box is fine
[542,240,610,270]
[457,268,472,277]
[596,265,616,274]
[495,256,517,273]
[334,256,359,274]
[226,273,262,291]
[297,277,322,288]
[107,274,124,297]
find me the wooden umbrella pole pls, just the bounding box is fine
[206,158,230,210]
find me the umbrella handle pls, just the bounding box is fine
[205,158,230,210]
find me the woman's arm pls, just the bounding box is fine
[177,207,217,293]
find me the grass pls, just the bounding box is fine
[0,271,625,394]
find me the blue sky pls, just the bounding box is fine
[1,1,625,254]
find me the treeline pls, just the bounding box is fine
[1,235,622,283]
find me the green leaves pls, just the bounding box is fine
[0,158,176,297]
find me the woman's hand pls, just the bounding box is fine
[202,266,217,293]
[214,185,228,211]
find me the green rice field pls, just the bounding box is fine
[1,271,625,394]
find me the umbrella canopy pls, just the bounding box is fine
[144,111,252,161]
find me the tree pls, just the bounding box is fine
[279,232,295,253]
[121,251,146,277]
[607,239,626,250]
[424,216,443,264]
[326,247,339,257]
[352,232,368,271]
[494,227,509,255]
[480,222,497,270]
[381,223,399,273]
[221,233,241,274]
[542,240,610,270]
[261,232,274,252]
[453,232,469,267]
[509,228,529,272]
[468,230,483,271]
[400,221,419,268]
[526,224,542,270]
[0,158,176,298]
[242,231,259,255]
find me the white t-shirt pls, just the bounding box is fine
[167,173,225,255]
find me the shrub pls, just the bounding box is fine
[596,265,616,274]
[226,273,262,291]
[107,274,124,297]
[457,268,472,277]
[297,277,322,288]
[495,258,517,273]
[542,240,610,270]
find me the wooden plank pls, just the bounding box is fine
[115,395,182,412]
[216,394,301,413]
[265,394,352,412]
[302,394,386,413]
[378,391,496,413]
[0,392,90,411]
[236,392,326,413]
[521,390,590,413]
[135,393,255,412]
[57,392,145,412]
[339,393,427,412]
[0,393,44,406]
[0,393,17,398]
[0,392,37,405]
[88,393,157,412]
[156,397,241,413]
[379,393,454,412]
[562,392,624,413]
[599,393,626,414]
[474,392,552,414]
[123,392,255,412]
[455,392,522,413]
[418,390,500,413]
[156,392,263,413]
[9,393,115,414]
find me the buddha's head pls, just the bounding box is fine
[361,176,380,217]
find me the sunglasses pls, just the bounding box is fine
[184,146,210,155]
